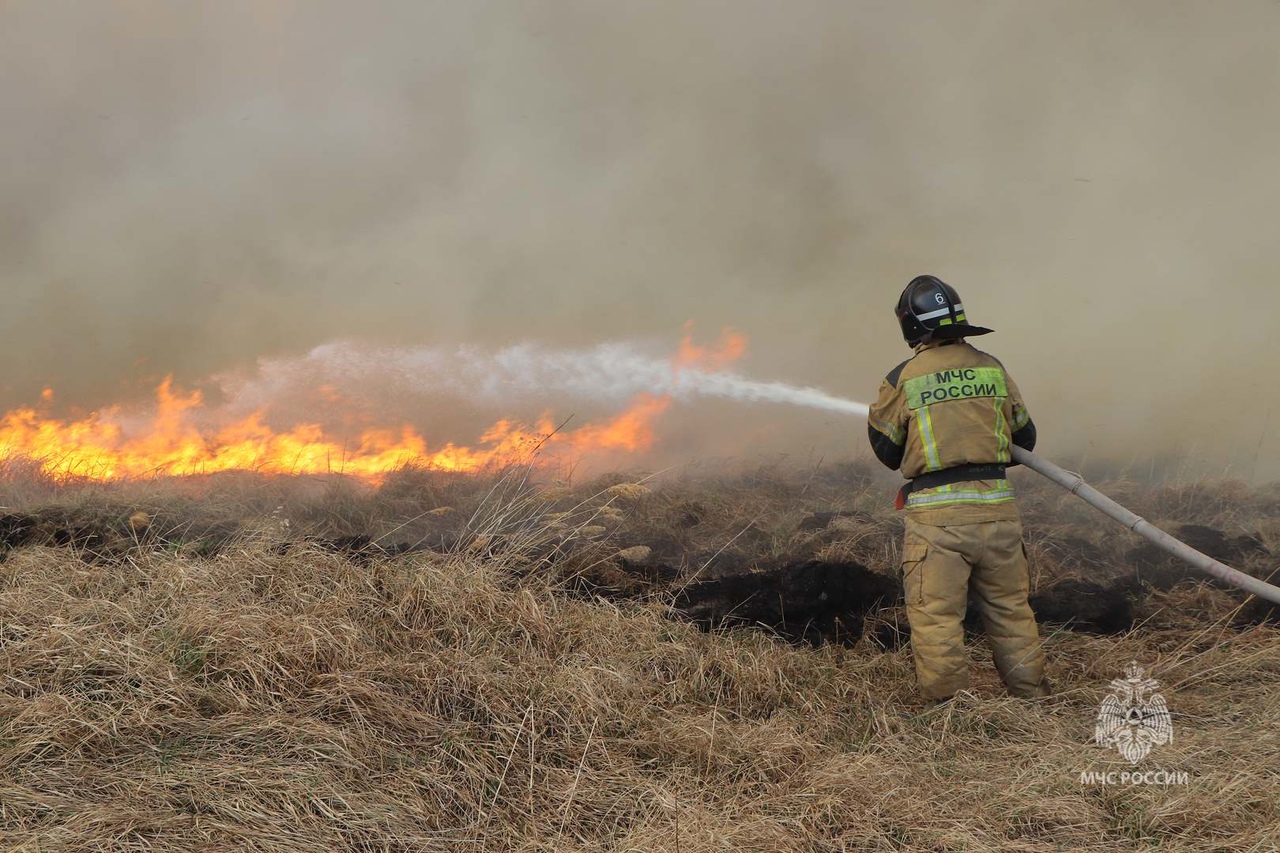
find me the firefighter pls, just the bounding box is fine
[867,275,1050,703]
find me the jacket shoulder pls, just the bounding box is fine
[965,345,1006,369]
[884,358,912,389]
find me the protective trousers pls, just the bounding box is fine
[901,517,1049,700]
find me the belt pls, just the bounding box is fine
[896,463,1008,509]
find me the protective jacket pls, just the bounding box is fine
[867,340,1037,524]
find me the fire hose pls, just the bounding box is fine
[1011,446,1280,605]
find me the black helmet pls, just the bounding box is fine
[895,275,993,347]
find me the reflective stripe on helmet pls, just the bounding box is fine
[916,303,965,322]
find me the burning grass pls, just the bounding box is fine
[0,460,1278,850]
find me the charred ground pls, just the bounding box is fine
[1,458,1276,643]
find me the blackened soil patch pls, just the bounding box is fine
[0,514,40,550]
[673,560,899,646]
[1028,578,1138,634]
[1236,597,1280,627]
[1127,524,1270,590]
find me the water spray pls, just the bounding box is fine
[221,340,875,417]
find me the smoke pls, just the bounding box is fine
[2,1,1278,478]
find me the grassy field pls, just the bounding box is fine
[0,459,1277,851]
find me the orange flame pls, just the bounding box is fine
[0,331,746,481]
[677,322,747,372]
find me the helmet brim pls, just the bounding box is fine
[931,323,994,340]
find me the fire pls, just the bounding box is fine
[677,322,747,371]
[0,330,743,481]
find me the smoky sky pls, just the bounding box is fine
[2,1,1279,479]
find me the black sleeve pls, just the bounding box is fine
[885,359,910,389]
[868,423,905,471]
[1011,417,1037,454]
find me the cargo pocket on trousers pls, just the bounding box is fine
[901,536,929,607]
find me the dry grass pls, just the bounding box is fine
[0,459,1277,850]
